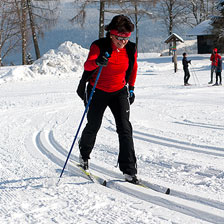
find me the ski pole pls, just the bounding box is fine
[58,52,110,182]
[190,66,196,85]
[190,64,200,85]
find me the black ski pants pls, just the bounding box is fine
[184,68,190,84]
[79,85,137,175]
[215,71,222,84]
[210,65,217,82]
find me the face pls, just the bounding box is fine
[111,34,129,49]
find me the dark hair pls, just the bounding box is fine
[105,15,134,33]
[183,52,186,56]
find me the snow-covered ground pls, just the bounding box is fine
[0,42,224,224]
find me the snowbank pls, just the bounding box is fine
[30,41,88,77]
[0,41,88,84]
[0,66,35,84]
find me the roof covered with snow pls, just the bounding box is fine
[187,20,213,36]
[164,33,184,43]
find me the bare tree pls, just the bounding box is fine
[26,0,59,60]
[106,0,157,50]
[186,0,217,25]
[21,0,27,65]
[13,0,28,65]
[157,0,188,35]
[1,0,59,65]
[155,0,188,55]
[70,0,107,38]
[71,0,157,48]
[12,0,59,65]
[27,0,40,59]
[70,0,90,27]
[99,0,105,38]
[0,0,21,66]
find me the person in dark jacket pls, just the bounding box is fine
[76,15,139,184]
[214,54,222,86]
[182,52,191,86]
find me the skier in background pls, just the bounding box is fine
[182,52,191,86]
[213,54,222,86]
[76,15,139,184]
[209,48,219,84]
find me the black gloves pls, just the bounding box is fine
[77,79,86,101]
[77,70,95,101]
[77,80,92,106]
[77,52,110,106]
[96,54,109,67]
[129,86,135,105]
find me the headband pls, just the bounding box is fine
[110,30,131,37]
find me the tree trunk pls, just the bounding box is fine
[21,0,27,65]
[0,30,2,66]
[27,0,40,59]
[99,0,105,38]
[168,23,173,55]
[134,3,138,51]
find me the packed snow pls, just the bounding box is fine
[0,41,224,224]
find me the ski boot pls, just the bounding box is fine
[124,174,139,184]
[79,155,89,170]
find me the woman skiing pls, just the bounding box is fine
[76,15,139,184]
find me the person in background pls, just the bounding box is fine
[214,54,222,86]
[182,52,191,86]
[76,15,139,184]
[209,48,219,84]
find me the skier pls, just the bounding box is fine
[213,54,222,86]
[209,48,219,84]
[76,15,139,184]
[182,52,191,86]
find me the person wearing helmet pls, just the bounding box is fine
[209,48,219,84]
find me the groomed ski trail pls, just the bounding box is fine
[31,129,224,224]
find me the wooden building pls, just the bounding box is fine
[188,20,219,54]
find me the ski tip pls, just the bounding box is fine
[165,188,170,195]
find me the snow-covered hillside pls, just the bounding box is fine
[0,42,224,224]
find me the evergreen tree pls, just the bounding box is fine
[211,0,224,52]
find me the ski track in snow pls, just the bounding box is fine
[1,48,224,223]
[30,129,224,224]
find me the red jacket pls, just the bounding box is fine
[210,53,220,66]
[84,42,137,92]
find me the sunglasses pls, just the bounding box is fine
[114,35,129,41]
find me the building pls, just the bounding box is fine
[188,20,216,54]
